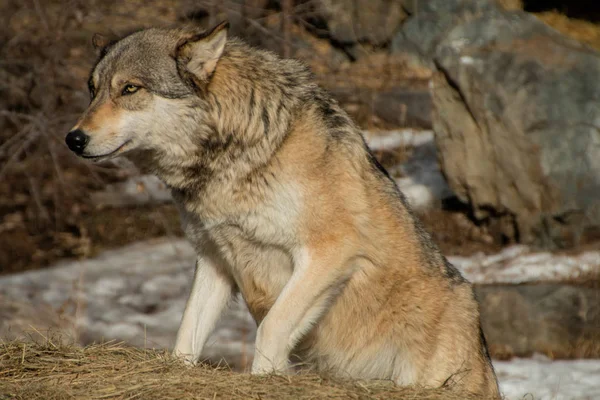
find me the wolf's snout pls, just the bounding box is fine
[65,129,89,154]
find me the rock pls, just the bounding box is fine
[248,13,350,75]
[496,0,523,11]
[392,0,500,62]
[373,88,433,128]
[324,52,434,128]
[399,0,521,15]
[476,284,600,359]
[316,0,407,45]
[329,86,433,129]
[394,0,600,247]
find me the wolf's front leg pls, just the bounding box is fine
[173,255,234,365]
[251,246,349,374]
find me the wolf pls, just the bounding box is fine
[65,21,500,396]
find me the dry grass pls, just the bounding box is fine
[0,339,476,400]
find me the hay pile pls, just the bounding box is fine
[0,339,475,400]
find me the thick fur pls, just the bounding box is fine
[69,22,500,397]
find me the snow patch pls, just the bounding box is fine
[364,129,454,210]
[495,354,600,400]
[450,246,600,284]
[460,56,476,65]
[363,129,435,150]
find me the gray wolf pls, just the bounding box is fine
[65,21,500,397]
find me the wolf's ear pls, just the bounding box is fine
[92,33,111,49]
[92,33,117,55]
[175,21,229,85]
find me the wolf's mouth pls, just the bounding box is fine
[82,140,132,161]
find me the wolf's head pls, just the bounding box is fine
[65,22,229,163]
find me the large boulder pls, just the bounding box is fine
[316,0,407,46]
[393,0,600,247]
[476,283,600,359]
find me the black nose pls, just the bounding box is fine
[65,129,89,154]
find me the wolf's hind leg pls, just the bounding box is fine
[173,256,234,365]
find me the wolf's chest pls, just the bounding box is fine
[178,208,294,320]
[177,178,303,322]
[209,223,294,324]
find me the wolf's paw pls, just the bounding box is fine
[251,354,288,375]
[172,350,197,367]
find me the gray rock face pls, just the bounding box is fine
[476,284,600,359]
[393,0,499,62]
[373,88,433,128]
[394,0,600,247]
[329,86,433,128]
[316,0,407,45]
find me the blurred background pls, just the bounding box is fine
[0,1,599,398]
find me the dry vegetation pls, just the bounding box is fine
[0,339,478,400]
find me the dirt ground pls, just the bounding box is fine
[1,0,599,275]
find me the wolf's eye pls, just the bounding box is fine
[88,79,96,100]
[121,84,140,96]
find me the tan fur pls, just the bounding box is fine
[68,22,500,398]
[78,102,119,132]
